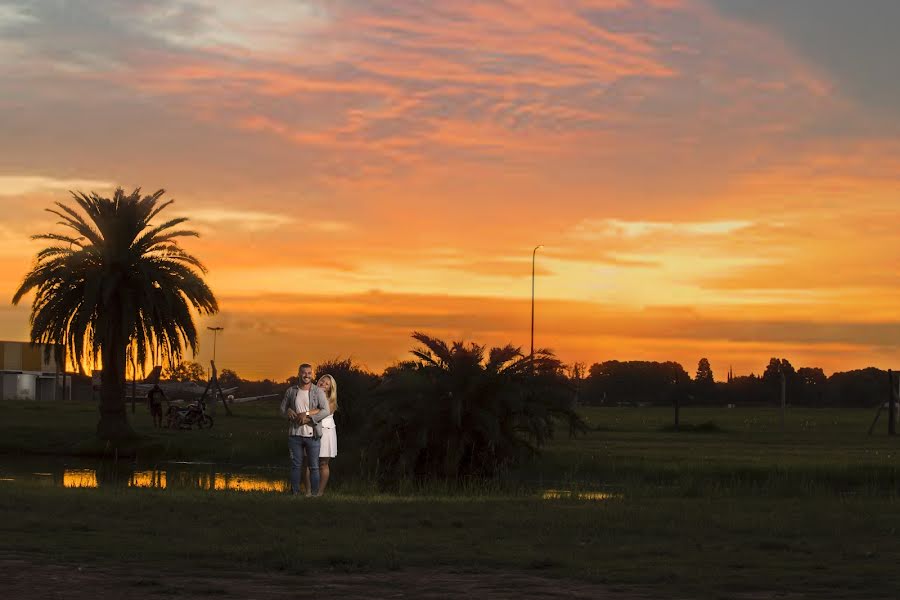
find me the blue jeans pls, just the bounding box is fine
[288,435,320,494]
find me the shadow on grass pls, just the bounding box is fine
[658,420,724,433]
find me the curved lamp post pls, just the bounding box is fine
[207,326,224,377]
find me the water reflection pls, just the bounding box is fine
[214,473,288,493]
[7,461,611,499]
[131,470,166,489]
[58,468,289,492]
[541,489,621,501]
[0,461,290,494]
[62,469,98,488]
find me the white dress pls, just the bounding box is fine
[319,414,337,458]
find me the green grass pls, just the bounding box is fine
[1,483,898,597]
[2,400,900,597]
[0,398,289,464]
[526,406,900,494]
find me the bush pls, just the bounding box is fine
[366,332,587,483]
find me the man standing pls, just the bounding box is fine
[147,383,166,428]
[280,363,331,496]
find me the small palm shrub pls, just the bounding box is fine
[367,332,587,483]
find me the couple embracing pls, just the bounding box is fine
[280,363,338,496]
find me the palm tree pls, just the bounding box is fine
[370,332,587,482]
[12,188,218,440]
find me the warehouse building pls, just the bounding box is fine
[0,340,70,401]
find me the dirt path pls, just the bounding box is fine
[0,557,669,599]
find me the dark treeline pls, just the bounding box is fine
[167,355,894,411]
[579,358,895,408]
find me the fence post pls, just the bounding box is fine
[674,393,680,431]
[780,370,786,431]
[889,370,897,436]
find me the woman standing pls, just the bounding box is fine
[305,374,338,495]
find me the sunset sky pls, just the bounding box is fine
[2,0,899,380]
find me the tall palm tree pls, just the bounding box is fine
[13,188,218,440]
[370,332,587,482]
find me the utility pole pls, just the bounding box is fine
[889,370,897,436]
[531,245,543,372]
[780,369,786,432]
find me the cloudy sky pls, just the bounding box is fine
[2,0,899,379]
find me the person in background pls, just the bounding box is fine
[147,383,166,428]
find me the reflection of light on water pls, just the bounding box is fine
[63,469,98,488]
[47,468,286,493]
[130,470,166,489]
[541,489,621,501]
[214,473,288,493]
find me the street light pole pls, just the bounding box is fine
[207,326,224,373]
[531,245,543,366]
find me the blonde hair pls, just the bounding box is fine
[317,374,338,414]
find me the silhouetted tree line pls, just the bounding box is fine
[580,357,894,408]
[167,354,895,418]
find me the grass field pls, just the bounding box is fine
[543,406,900,495]
[1,399,899,597]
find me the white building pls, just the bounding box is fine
[0,340,71,401]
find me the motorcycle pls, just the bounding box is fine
[166,400,214,430]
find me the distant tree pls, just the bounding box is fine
[568,362,586,405]
[163,361,206,383]
[693,358,716,404]
[795,367,826,405]
[568,362,586,380]
[12,188,217,439]
[237,377,282,398]
[825,368,888,407]
[797,367,826,387]
[218,368,242,389]
[695,358,714,384]
[583,360,690,406]
[763,358,795,384]
[724,373,765,405]
[368,332,587,482]
[763,358,798,403]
